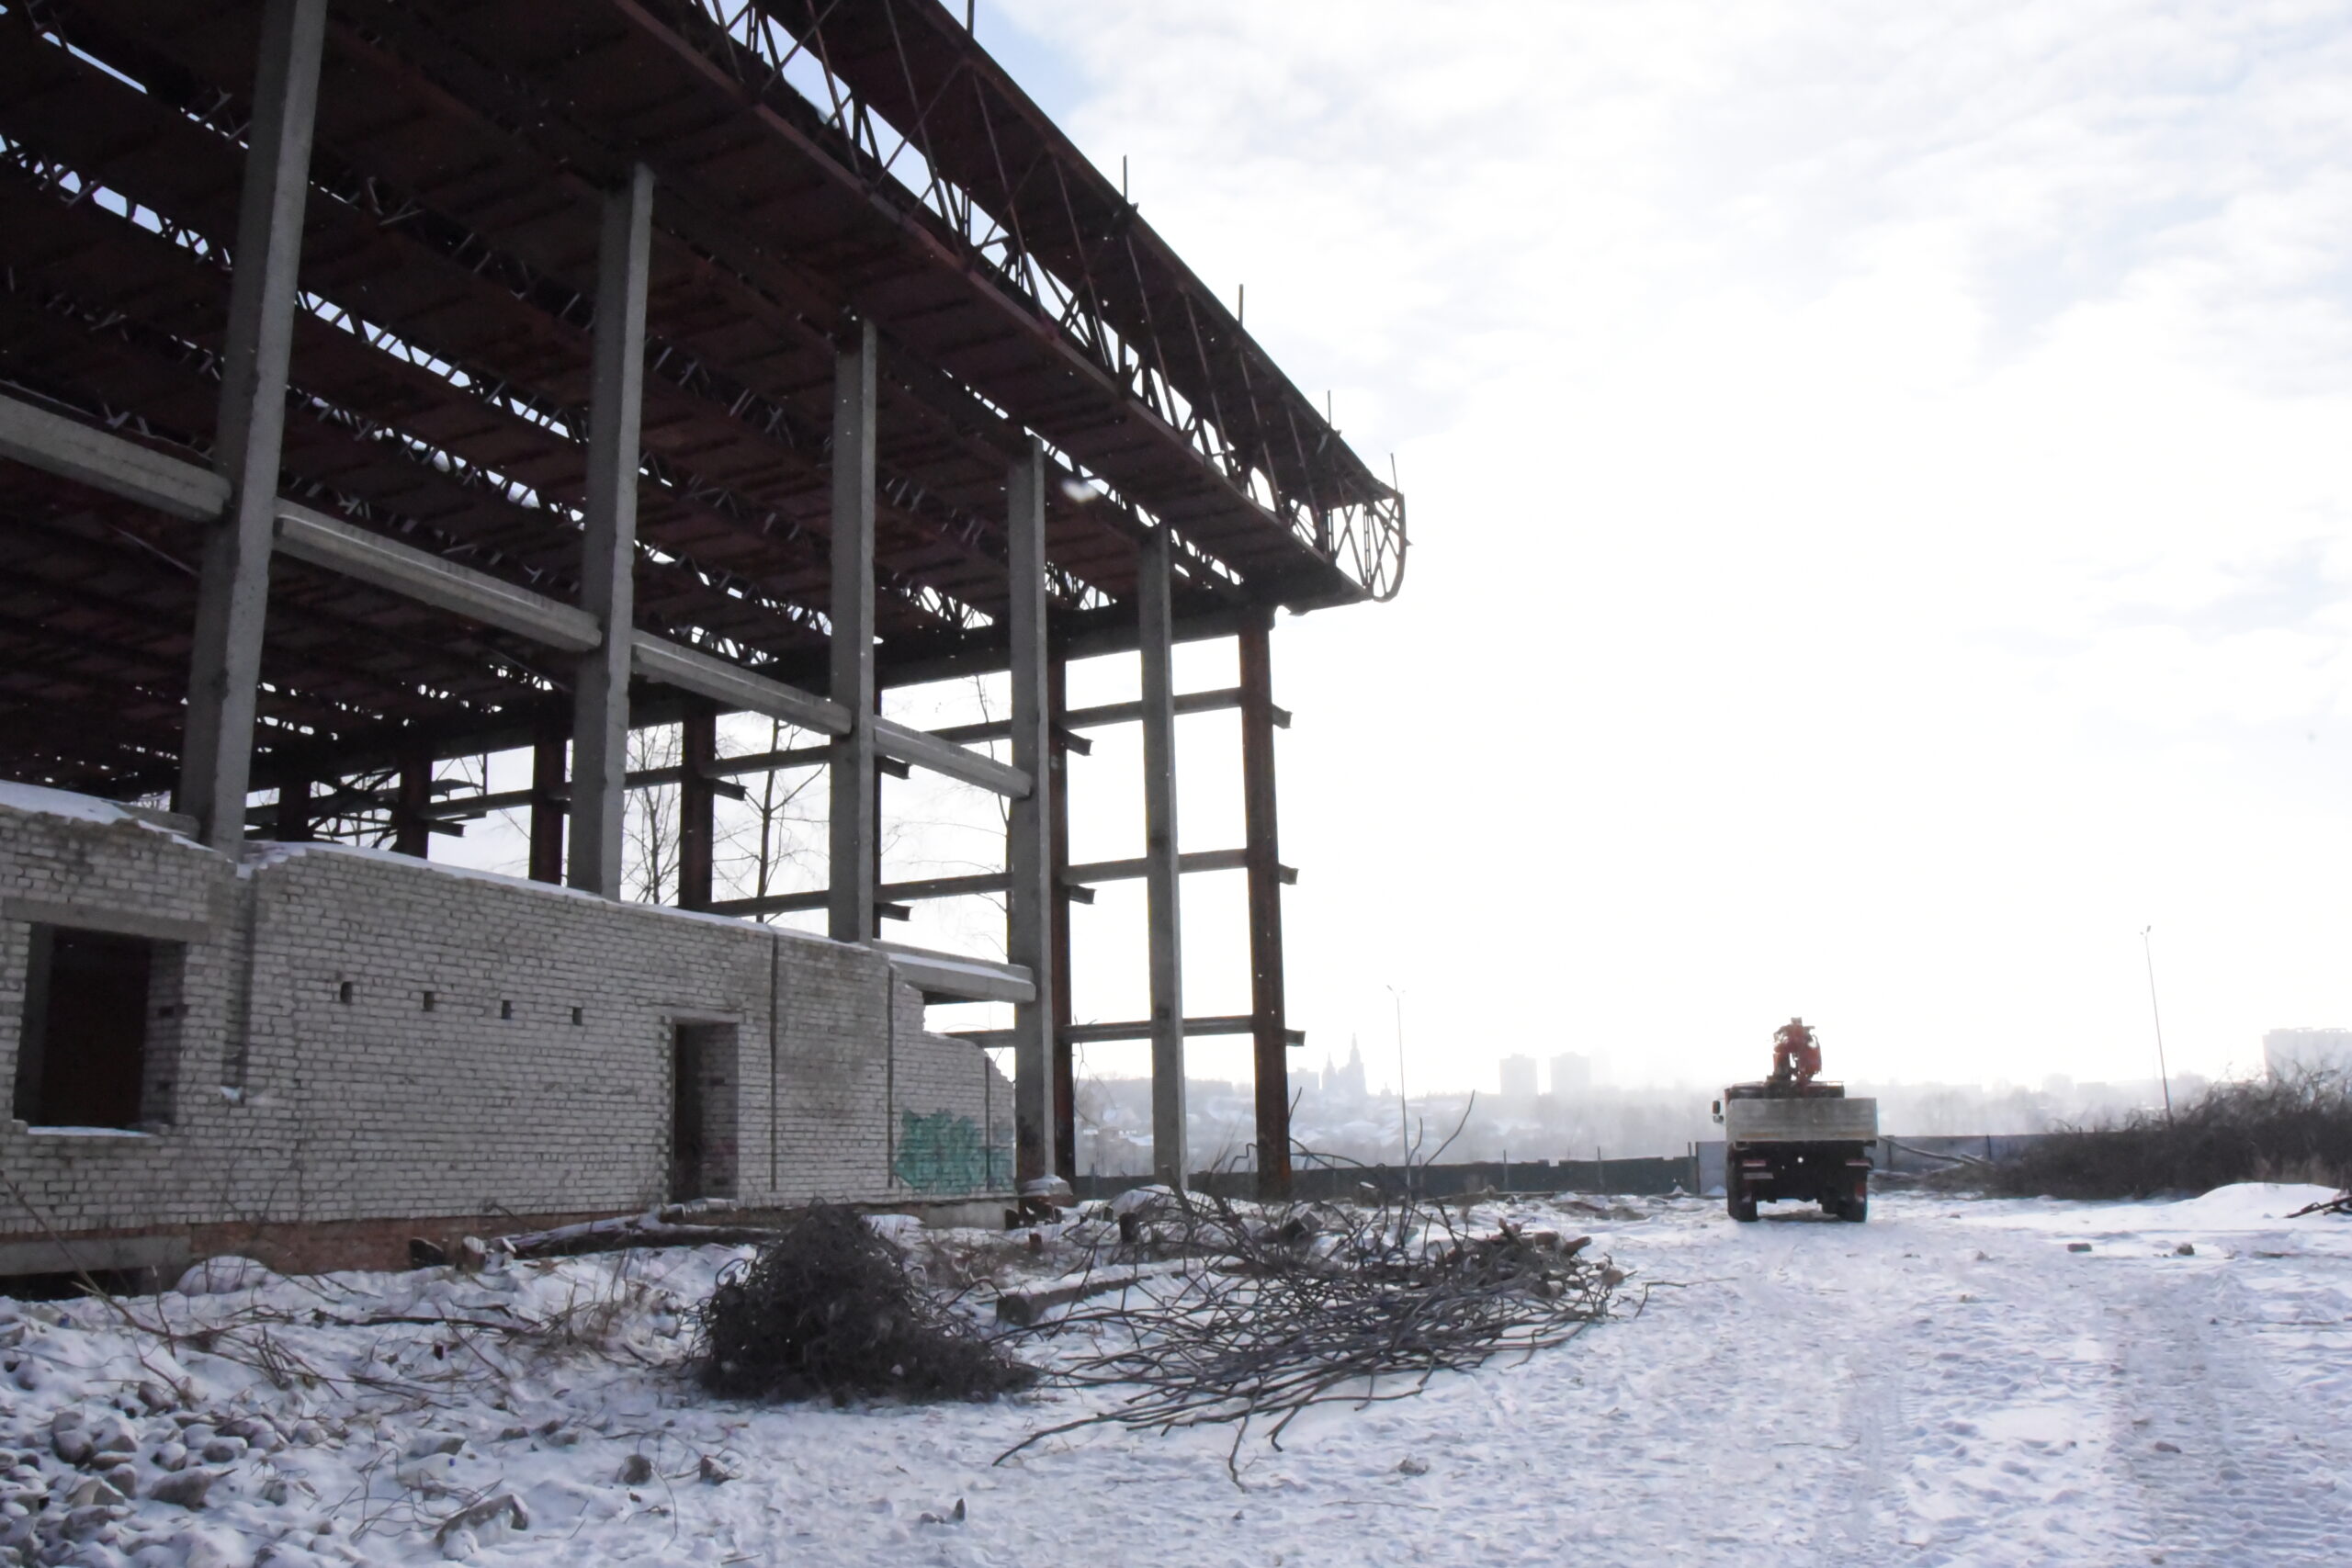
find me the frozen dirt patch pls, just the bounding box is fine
[2,1189,2347,1565]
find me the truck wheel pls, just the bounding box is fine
[1726,1168,1758,1223]
[1839,1193,1868,1224]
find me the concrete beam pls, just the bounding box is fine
[706,743,835,777]
[569,164,655,898]
[830,319,879,943]
[1138,523,1186,1189]
[931,716,1093,756]
[685,848,1281,919]
[878,943,1035,1005]
[711,871,1008,919]
[1064,848,1295,886]
[273,503,602,651]
[948,1016,1306,1050]
[176,0,326,849]
[0,397,229,521]
[0,896,220,947]
[1061,689,1289,731]
[871,717,1031,797]
[629,635,851,736]
[928,687,1284,747]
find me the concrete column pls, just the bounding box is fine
[391,750,431,858]
[175,0,327,849]
[679,706,717,910]
[527,724,566,884]
[1048,651,1077,1182]
[1005,438,1059,1187]
[1138,525,1186,1189]
[1240,610,1292,1199]
[567,164,654,897]
[828,319,878,943]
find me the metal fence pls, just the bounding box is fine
[1071,1134,2059,1204]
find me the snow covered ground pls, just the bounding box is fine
[5,1185,2349,1567]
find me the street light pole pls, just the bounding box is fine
[2141,926,2175,1123]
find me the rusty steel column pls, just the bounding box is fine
[527,724,566,884]
[679,706,717,910]
[391,750,431,858]
[1240,610,1292,1199]
[275,776,313,842]
[175,0,326,848]
[1048,650,1077,1184]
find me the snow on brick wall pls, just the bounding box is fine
[0,792,1012,1241]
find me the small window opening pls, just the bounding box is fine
[337,980,354,1004]
[421,990,436,1012]
[13,925,171,1131]
[500,999,514,1021]
[571,1006,583,1026]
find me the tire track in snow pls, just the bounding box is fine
[2109,1261,2352,1566]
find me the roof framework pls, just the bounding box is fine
[0,0,1405,796]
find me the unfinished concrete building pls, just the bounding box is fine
[0,0,1405,1280]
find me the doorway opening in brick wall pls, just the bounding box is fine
[669,1021,738,1202]
[12,924,178,1131]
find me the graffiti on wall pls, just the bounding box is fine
[893,1109,1012,1194]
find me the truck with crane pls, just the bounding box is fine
[1712,1018,1878,1222]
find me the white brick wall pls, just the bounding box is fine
[0,791,1012,1241]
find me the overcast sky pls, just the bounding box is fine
[968,0,2352,1097]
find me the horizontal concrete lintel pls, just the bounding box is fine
[1063,849,1295,886]
[880,943,1035,1004]
[0,393,229,521]
[931,687,1288,749]
[629,634,852,737]
[949,1016,1306,1048]
[705,847,1284,919]
[712,870,1008,919]
[274,503,602,651]
[1,896,219,945]
[871,717,1032,797]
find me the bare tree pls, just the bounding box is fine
[625,724,682,904]
[716,716,825,908]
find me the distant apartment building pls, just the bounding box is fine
[2265,1027,2352,1076]
[1551,1052,1594,1096]
[1499,1055,1540,1100]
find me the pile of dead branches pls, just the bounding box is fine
[1001,1189,1623,1467]
[697,1204,1035,1404]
